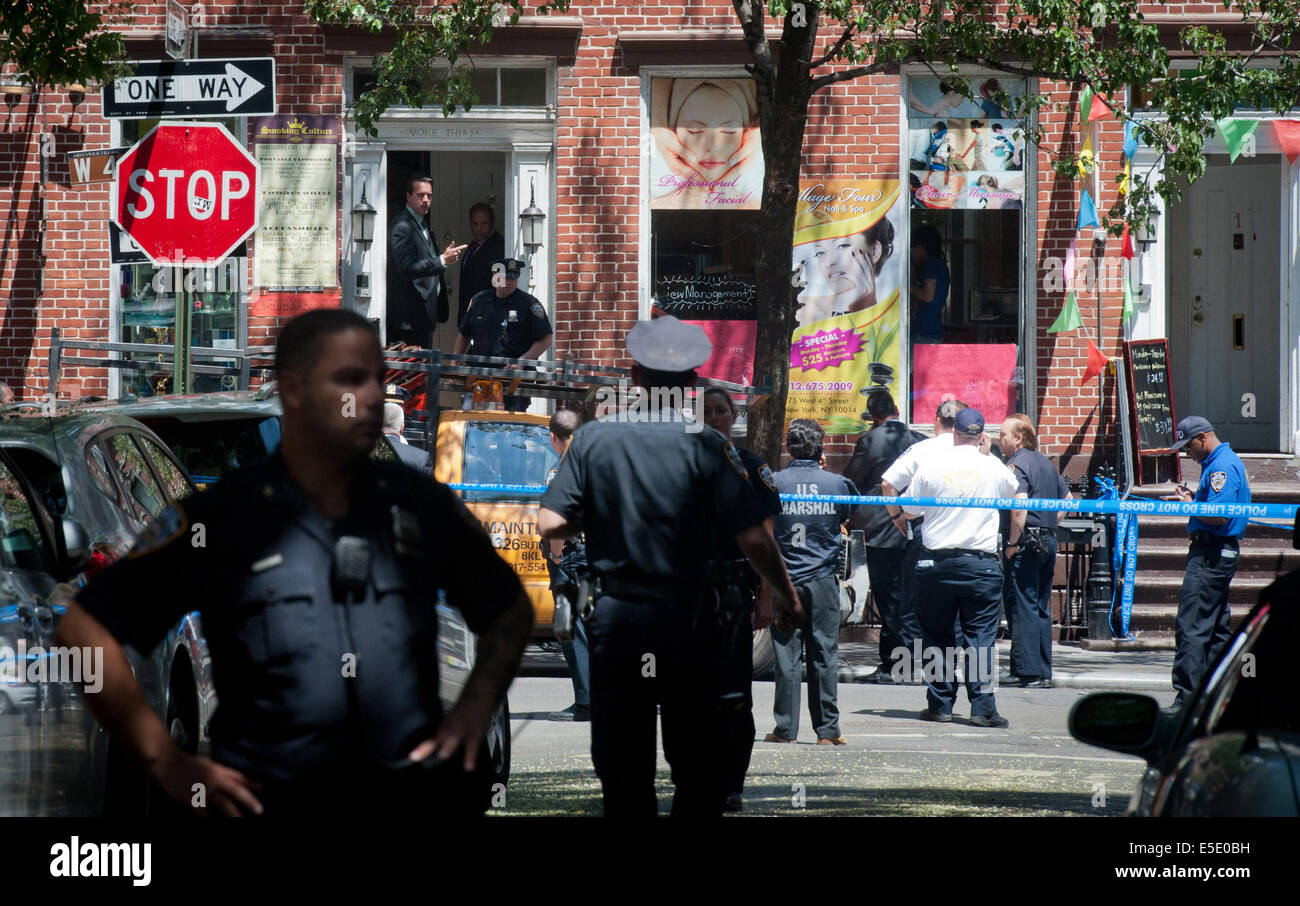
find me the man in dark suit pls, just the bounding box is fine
[387,173,466,347]
[457,203,506,327]
[842,389,926,683]
[382,402,432,474]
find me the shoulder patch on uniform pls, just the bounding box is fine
[531,302,546,319]
[126,504,189,559]
[545,467,558,486]
[723,442,749,480]
[1209,471,1228,493]
[758,463,777,491]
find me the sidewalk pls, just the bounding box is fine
[837,640,1174,692]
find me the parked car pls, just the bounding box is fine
[1069,567,1300,816]
[0,409,208,815]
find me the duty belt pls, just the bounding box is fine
[1189,532,1240,547]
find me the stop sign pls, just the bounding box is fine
[113,122,259,266]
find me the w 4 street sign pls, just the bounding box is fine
[103,58,275,119]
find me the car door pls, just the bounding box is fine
[0,448,65,815]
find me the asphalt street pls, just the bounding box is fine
[493,645,1177,817]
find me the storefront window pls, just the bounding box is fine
[907,76,1028,425]
[647,76,763,388]
[113,117,245,396]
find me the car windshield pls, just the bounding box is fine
[139,416,280,487]
[461,421,556,502]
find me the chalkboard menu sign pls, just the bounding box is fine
[652,274,757,320]
[1122,338,1181,483]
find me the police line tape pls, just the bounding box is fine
[446,483,1298,524]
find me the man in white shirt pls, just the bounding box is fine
[880,399,966,666]
[902,408,1018,728]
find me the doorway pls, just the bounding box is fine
[1167,154,1282,452]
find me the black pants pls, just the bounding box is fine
[898,535,924,651]
[1003,536,1057,680]
[1172,540,1239,701]
[723,605,755,797]
[588,594,722,817]
[771,574,841,740]
[915,551,1002,718]
[865,545,907,667]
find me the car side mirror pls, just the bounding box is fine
[60,517,92,578]
[1069,692,1165,761]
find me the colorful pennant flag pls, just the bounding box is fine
[1049,292,1083,333]
[1123,120,1139,159]
[1078,84,1093,128]
[1217,117,1260,163]
[1273,119,1300,163]
[1120,223,1134,259]
[1118,157,1131,195]
[1087,93,1111,122]
[1082,339,1108,383]
[1078,189,1099,230]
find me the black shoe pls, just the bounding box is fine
[919,708,953,723]
[555,704,591,722]
[859,669,897,684]
[998,672,1022,685]
[723,792,743,812]
[1022,678,1054,689]
[970,712,1010,728]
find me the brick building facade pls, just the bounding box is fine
[3,3,1296,479]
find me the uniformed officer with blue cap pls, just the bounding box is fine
[539,315,801,817]
[454,256,553,411]
[1162,415,1251,708]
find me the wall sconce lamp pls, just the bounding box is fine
[350,170,377,250]
[519,177,546,257]
[2,80,31,110]
[67,84,87,108]
[1135,210,1160,249]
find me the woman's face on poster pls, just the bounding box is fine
[674,84,747,178]
[815,232,883,312]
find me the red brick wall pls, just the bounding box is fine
[1,2,1227,474]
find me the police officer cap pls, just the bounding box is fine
[1171,415,1214,450]
[954,407,986,436]
[626,316,712,372]
[493,257,526,279]
[384,383,410,404]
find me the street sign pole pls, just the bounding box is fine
[174,267,192,393]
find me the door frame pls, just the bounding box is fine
[1133,121,1297,453]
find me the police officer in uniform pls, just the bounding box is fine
[54,309,534,816]
[997,415,1070,688]
[1162,416,1251,708]
[454,257,553,412]
[700,386,782,812]
[538,316,801,817]
[904,408,1018,727]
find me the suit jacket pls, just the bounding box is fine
[385,434,432,474]
[457,230,505,326]
[842,419,926,548]
[387,207,447,332]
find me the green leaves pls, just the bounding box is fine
[0,0,132,88]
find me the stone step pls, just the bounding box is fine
[1133,544,1300,573]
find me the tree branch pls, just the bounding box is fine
[732,0,775,86]
[808,22,857,70]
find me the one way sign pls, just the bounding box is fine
[103,58,275,119]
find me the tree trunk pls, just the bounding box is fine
[746,35,813,466]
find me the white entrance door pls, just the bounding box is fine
[1168,154,1281,451]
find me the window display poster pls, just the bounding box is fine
[649,78,763,210]
[787,179,904,433]
[250,115,340,289]
[912,343,1019,426]
[652,271,757,384]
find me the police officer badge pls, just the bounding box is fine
[531,302,546,319]
[1209,471,1228,493]
[758,463,777,491]
[723,442,749,479]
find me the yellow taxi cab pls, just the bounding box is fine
[433,407,559,637]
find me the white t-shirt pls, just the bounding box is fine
[881,432,953,492]
[903,443,1018,553]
